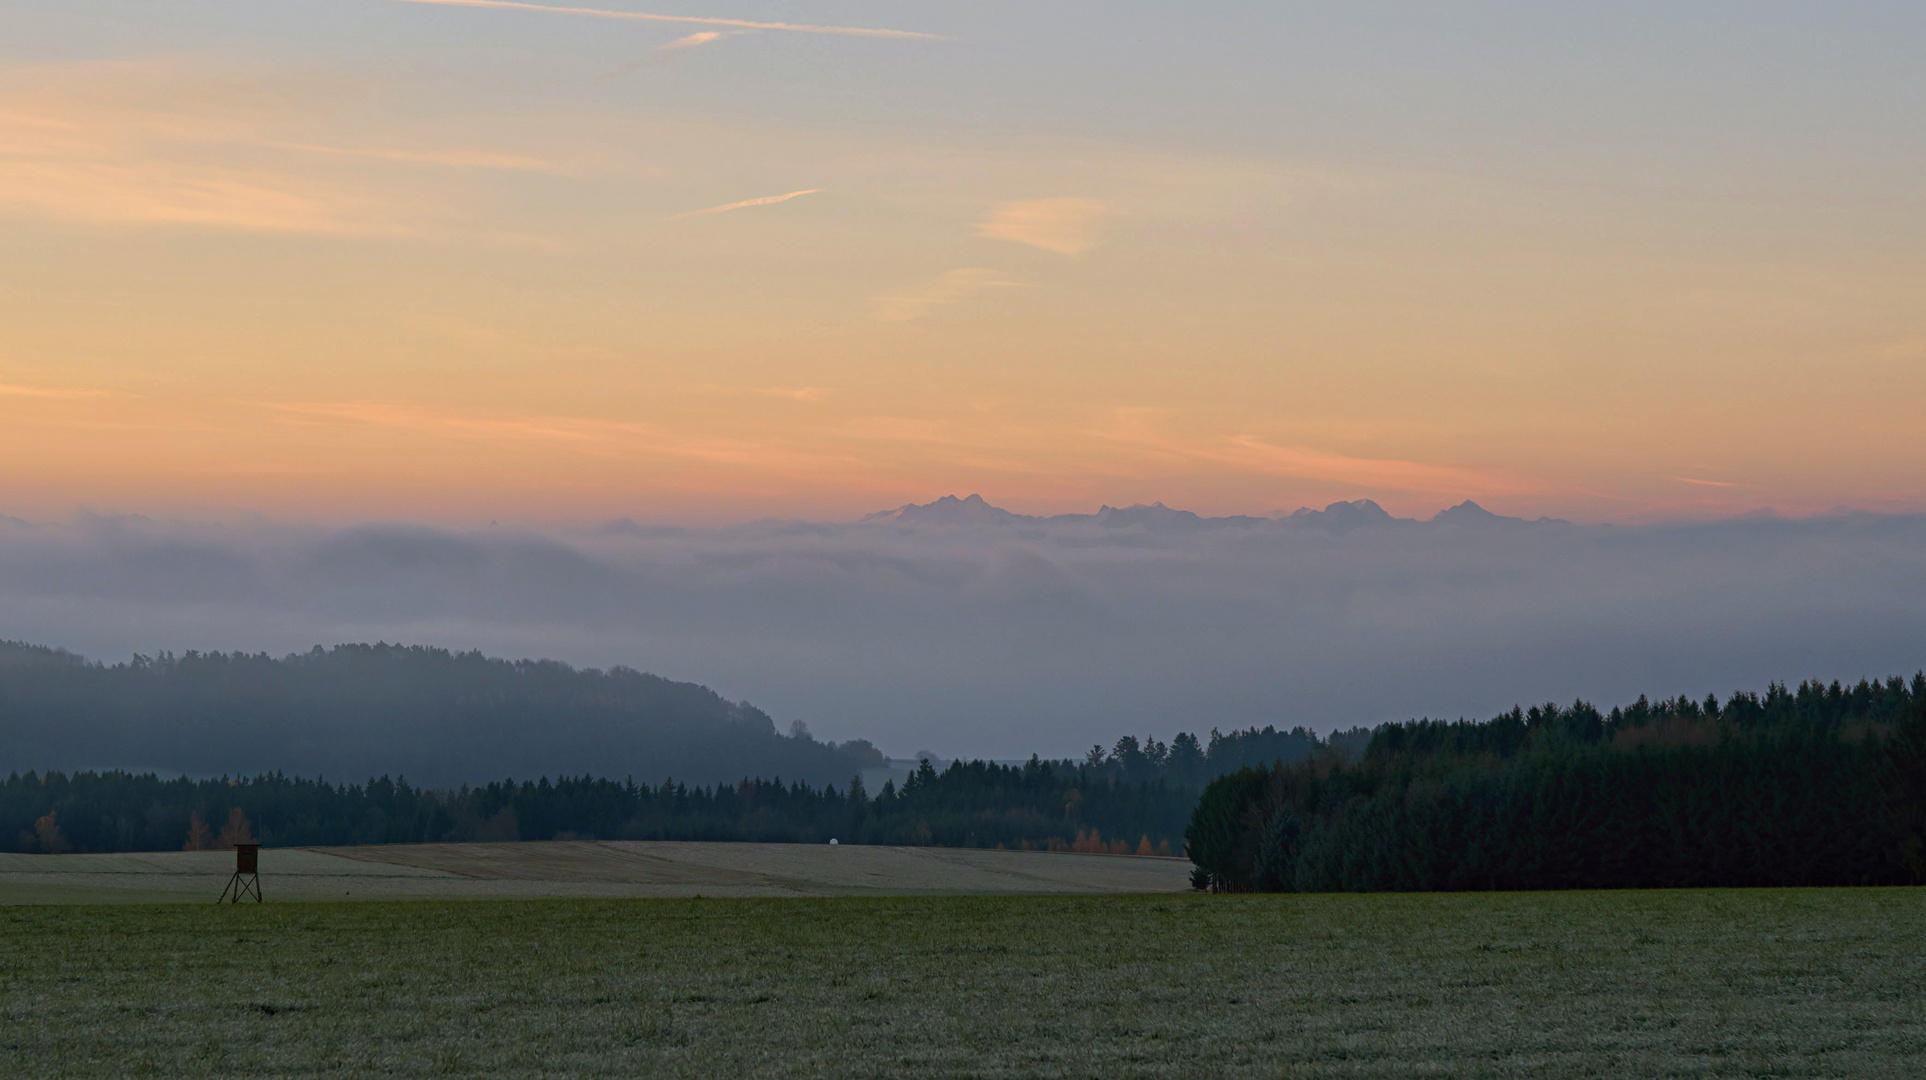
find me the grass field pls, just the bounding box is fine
[0,842,1192,903]
[4,888,1923,1077]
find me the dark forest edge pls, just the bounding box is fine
[3,725,1365,856]
[1186,674,1926,892]
[12,635,1925,891]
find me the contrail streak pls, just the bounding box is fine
[671,189,822,219]
[383,0,939,39]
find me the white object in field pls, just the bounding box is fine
[829,838,839,845]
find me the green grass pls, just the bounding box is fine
[2,889,1923,1077]
[0,882,195,906]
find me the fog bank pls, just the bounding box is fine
[2,499,1922,759]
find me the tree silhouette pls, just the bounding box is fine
[33,812,70,854]
[183,812,212,851]
[216,807,255,850]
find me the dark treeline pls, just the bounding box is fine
[0,639,1367,794]
[0,641,883,789]
[6,757,1199,855]
[1077,725,1374,789]
[0,631,1375,855]
[1187,675,1926,892]
[2,725,1373,857]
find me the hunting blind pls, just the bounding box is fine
[218,843,262,903]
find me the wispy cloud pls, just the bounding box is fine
[872,268,1024,322]
[1872,337,1926,361]
[598,30,742,81]
[382,0,940,39]
[659,30,726,52]
[693,384,833,403]
[1224,437,1515,495]
[975,198,1108,255]
[670,188,820,219]
[0,382,105,399]
[748,386,833,403]
[268,400,621,444]
[266,142,555,171]
[1071,408,1520,495]
[0,153,395,235]
[1676,476,1741,488]
[0,70,408,234]
[264,400,852,471]
[395,312,511,344]
[0,63,577,239]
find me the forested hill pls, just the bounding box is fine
[0,641,882,788]
[0,650,1375,854]
[1188,674,1926,892]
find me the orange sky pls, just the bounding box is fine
[3,3,1923,524]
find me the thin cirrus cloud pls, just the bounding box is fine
[975,198,1108,255]
[747,386,833,403]
[264,400,852,472]
[670,188,821,219]
[1087,412,1523,496]
[0,76,415,234]
[0,383,105,399]
[690,384,832,403]
[1872,338,1926,361]
[1223,437,1521,496]
[872,268,1024,322]
[266,142,556,172]
[659,30,726,51]
[381,0,940,39]
[0,157,383,234]
[599,30,740,81]
[268,400,616,445]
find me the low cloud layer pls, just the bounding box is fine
[2,499,1923,762]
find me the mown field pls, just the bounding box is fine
[0,842,1191,903]
[3,888,1923,1078]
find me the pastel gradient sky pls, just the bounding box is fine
[3,1,1923,525]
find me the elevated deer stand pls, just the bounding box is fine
[218,843,262,903]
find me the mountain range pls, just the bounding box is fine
[862,494,1568,532]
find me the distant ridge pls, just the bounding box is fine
[862,493,1025,527]
[863,495,1565,532]
[1285,499,1398,531]
[0,641,885,788]
[1429,499,1571,528]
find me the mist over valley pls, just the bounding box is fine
[3,496,1921,766]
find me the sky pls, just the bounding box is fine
[2,4,1924,762]
[2,1,1923,526]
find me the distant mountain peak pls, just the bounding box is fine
[1284,499,1402,530]
[1431,499,1503,524]
[863,494,1568,532]
[1430,500,1570,528]
[863,494,1024,526]
[1091,502,1205,530]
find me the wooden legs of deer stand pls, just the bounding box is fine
[217,871,262,903]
